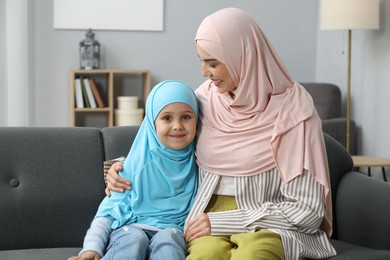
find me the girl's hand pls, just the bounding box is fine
[67,251,100,260]
[184,213,212,243]
[105,161,131,197]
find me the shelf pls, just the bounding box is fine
[70,69,151,127]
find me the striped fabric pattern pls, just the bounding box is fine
[185,167,336,259]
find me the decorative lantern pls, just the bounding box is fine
[79,29,100,70]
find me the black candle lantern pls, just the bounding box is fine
[79,29,100,70]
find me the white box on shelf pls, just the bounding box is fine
[118,96,138,111]
[115,109,144,126]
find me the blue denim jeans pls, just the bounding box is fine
[102,225,186,260]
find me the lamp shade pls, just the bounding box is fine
[320,0,379,30]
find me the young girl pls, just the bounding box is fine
[68,80,198,260]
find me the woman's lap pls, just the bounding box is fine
[188,195,284,259]
[187,230,284,260]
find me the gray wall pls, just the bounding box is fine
[0,0,6,126]
[3,0,390,167]
[316,0,390,160]
[28,0,317,126]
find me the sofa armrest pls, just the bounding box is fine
[336,171,390,250]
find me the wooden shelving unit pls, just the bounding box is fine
[70,69,151,127]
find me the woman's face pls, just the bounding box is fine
[196,44,236,94]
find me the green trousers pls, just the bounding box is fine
[187,195,285,260]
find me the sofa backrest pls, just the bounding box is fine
[301,83,341,120]
[101,125,139,160]
[0,126,353,251]
[101,126,354,240]
[0,127,106,250]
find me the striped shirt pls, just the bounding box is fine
[185,167,337,260]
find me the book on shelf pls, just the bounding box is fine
[74,78,84,108]
[79,76,91,108]
[89,78,105,108]
[83,78,97,108]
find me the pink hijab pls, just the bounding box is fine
[194,8,333,237]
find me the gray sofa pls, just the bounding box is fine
[1,126,389,260]
[301,83,358,155]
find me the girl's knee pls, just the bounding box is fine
[112,225,149,244]
[151,228,186,249]
[153,228,184,242]
[149,229,186,259]
[105,226,149,259]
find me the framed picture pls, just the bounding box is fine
[54,0,164,31]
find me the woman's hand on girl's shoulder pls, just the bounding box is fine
[105,161,131,197]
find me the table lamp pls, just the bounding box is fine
[320,0,379,153]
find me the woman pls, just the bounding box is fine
[106,8,336,260]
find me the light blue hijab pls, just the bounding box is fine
[95,80,198,233]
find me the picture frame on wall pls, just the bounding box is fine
[54,0,164,31]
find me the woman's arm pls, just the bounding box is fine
[208,170,325,236]
[105,162,131,197]
[185,169,325,240]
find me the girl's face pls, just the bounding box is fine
[155,102,197,150]
[196,43,236,94]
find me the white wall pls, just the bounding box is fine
[316,0,390,158]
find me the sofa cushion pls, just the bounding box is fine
[0,127,106,251]
[0,248,81,260]
[327,239,390,259]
